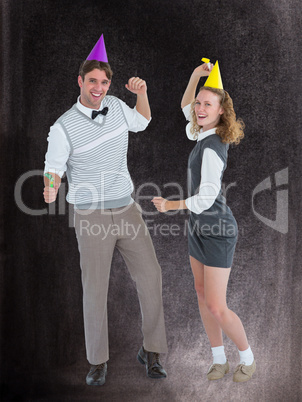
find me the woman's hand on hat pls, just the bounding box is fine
[126,77,147,95]
[192,63,213,78]
[151,197,169,213]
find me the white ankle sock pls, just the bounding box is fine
[238,346,254,365]
[211,346,227,365]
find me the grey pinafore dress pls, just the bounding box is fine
[187,134,238,268]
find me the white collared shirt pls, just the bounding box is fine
[182,104,224,214]
[44,96,151,178]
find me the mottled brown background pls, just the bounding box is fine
[1,0,301,401]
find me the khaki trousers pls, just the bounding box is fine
[74,202,168,364]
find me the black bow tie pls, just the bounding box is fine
[91,107,108,119]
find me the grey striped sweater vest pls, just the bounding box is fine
[56,96,133,208]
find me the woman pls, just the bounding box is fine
[152,62,256,382]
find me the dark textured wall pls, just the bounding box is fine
[1,0,302,401]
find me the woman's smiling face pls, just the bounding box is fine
[194,89,224,131]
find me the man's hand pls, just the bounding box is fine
[43,183,60,203]
[151,197,169,213]
[125,77,147,96]
[43,172,61,203]
[192,63,213,78]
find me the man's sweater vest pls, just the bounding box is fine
[56,96,133,208]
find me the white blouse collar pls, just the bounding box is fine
[186,122,217,142]
[197,127,217,142]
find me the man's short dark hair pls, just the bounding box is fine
[79,60,113,81]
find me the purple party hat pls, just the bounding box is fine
[86,34,108,62]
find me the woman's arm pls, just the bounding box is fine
[151,198,188,212]
[151,148,223,214]
[185,148,224,214]
[181,63,213,109]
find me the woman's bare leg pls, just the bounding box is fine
[190,256,223,347]
[203,264,249,351]
[190,256,249,351]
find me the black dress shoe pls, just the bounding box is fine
[86,362,107,386]
[137,346,167,379]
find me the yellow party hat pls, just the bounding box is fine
[204,60,223,89]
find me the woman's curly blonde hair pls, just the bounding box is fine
[190,86,244,145]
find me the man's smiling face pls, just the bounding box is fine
[78,68,111,109]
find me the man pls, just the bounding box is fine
[43,35,168,386]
